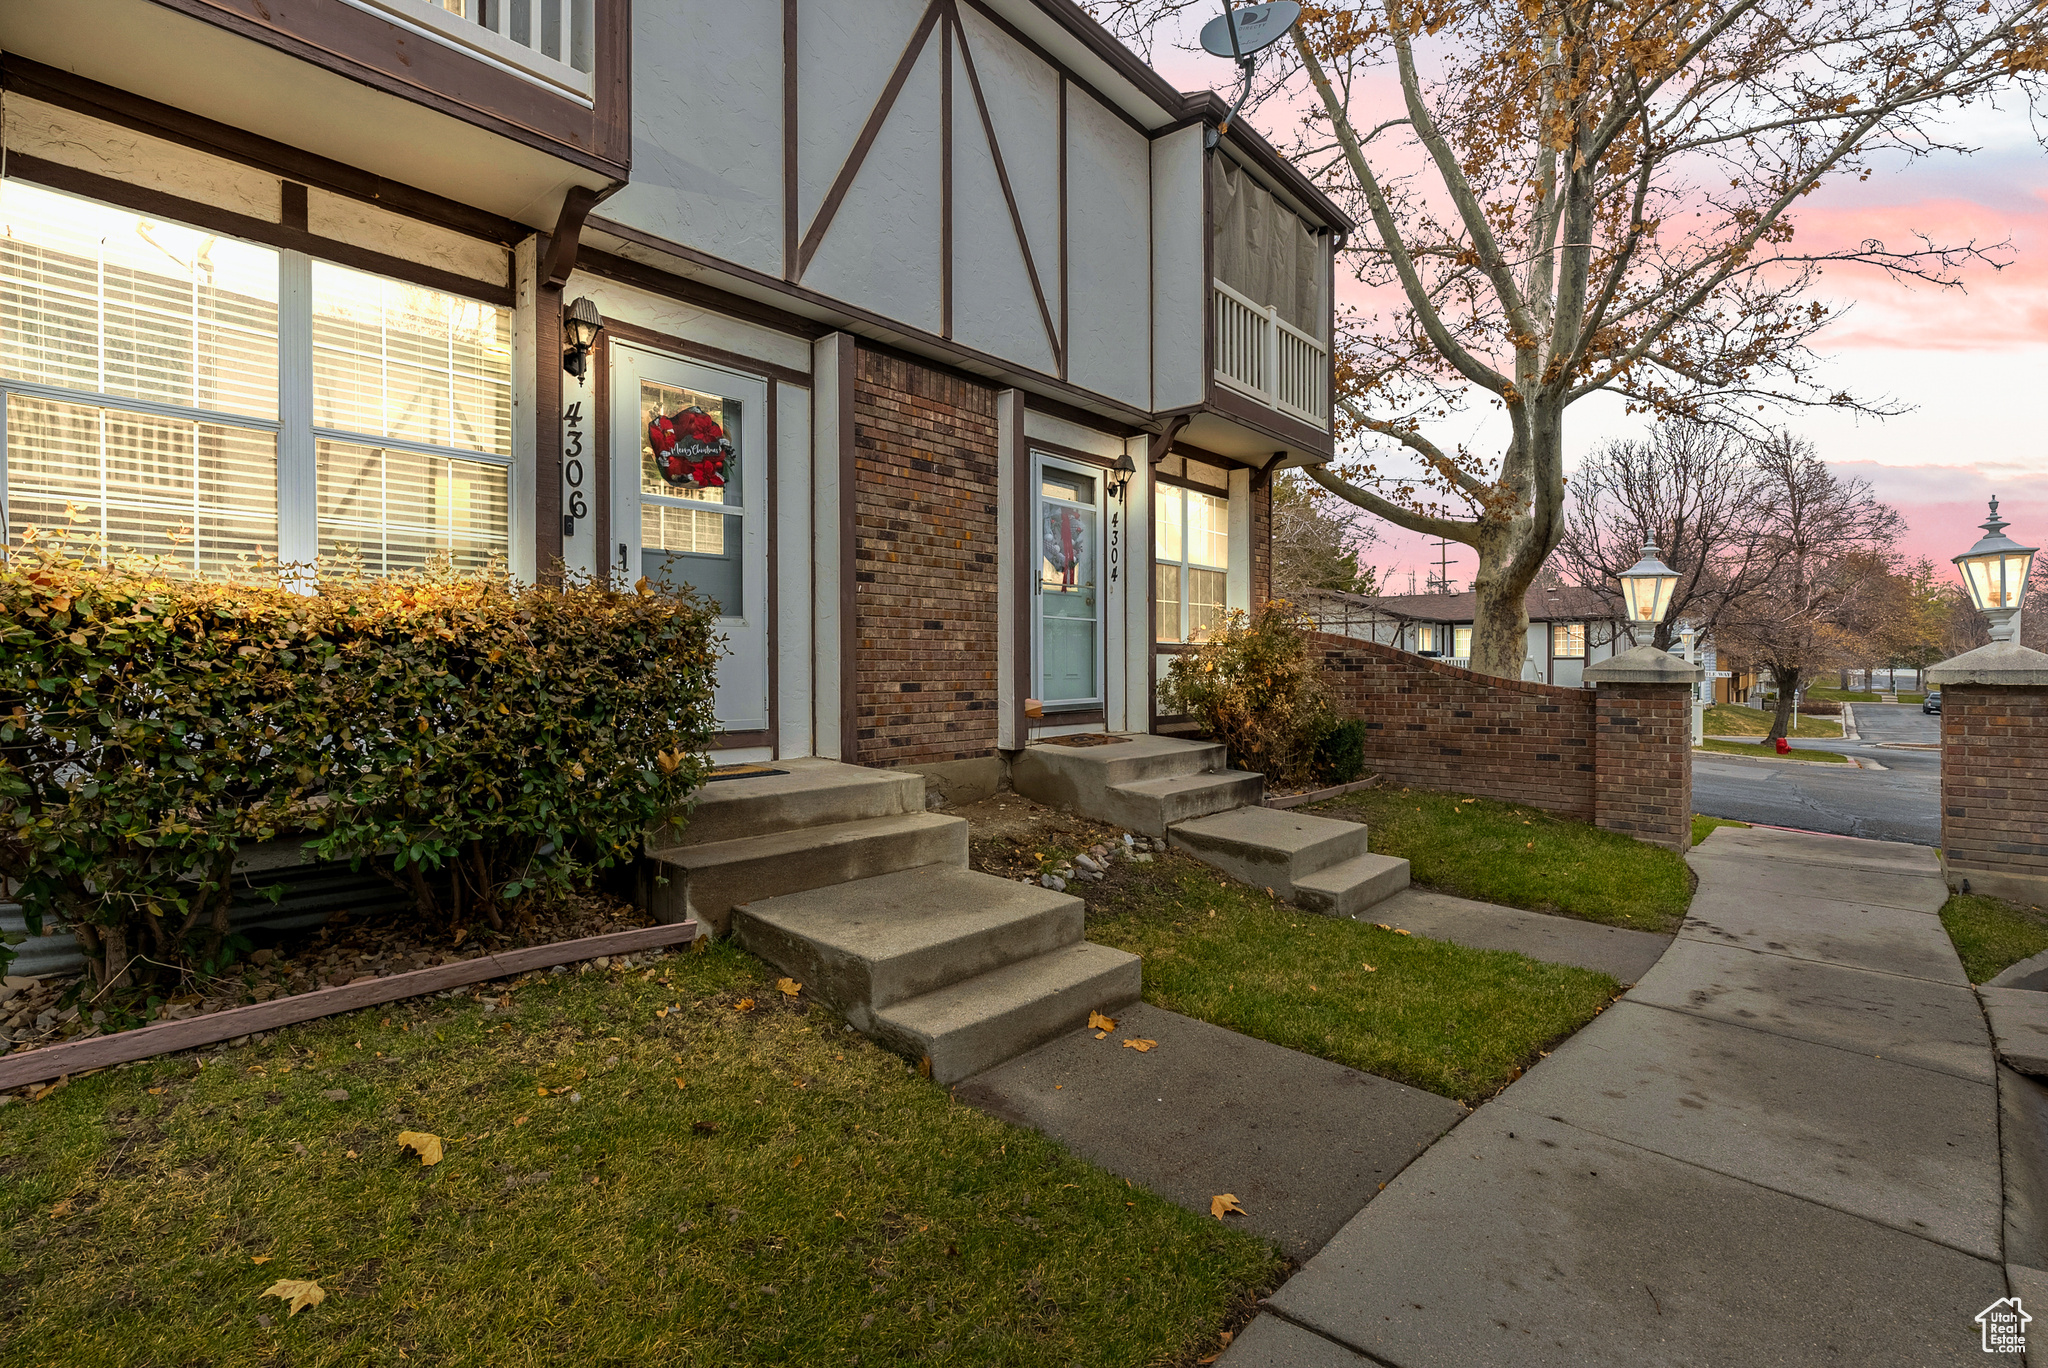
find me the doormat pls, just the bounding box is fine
[1036,733,1123,748]
[707,764,790,782]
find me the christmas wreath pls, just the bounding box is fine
[646,405,731,489]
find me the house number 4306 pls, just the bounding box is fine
[562,400,588,535]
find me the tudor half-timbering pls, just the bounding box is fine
[0,0,1350,788]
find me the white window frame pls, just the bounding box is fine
[1154,479,1231,644]
[1552,621,1587,658]
[1,179,514,577]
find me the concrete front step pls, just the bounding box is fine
[1294,853,1412,919]
[649,758,924,849]
[1168,808,1371,900]
[646,811,967,935]
[875,941,1143,1085]
[1011,734,1237,824]
[732,867,1084,1027]
[1103,770,1265,838]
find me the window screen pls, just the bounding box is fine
[1155,483,1230,643]
[3,180,514,578]
[1,180,279,574]
[308,263,511,570]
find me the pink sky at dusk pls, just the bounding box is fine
[1142,26,2048,591]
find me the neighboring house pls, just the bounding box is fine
[1304,586,1633,687]
[0,0,1348,787]
[1306,586,1752,701]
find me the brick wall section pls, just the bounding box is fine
[1591,683,1695,851]
[851,348,1000,765]
[1310,634,1599,819]
[1941,686,2048,892]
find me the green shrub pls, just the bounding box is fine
[1160,603,1329,785]
[1313,717,1368,785]
[0,537,717,988]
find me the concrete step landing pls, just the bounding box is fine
[646,809,967,936]
[875,941,1142,1085]
[1103,769,1265,837]
[1011,734,1260,834]
[732,866,1085,1029]
[1169,806,1408,920]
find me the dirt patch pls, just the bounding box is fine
[956,793,1170,894]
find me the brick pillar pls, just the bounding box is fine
[1929,642,2048,904]
[1584,646,1704,852]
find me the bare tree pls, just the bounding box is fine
[1098,0,2033,676]
[1271,471,1381,601]
[1555,420,1778,649]
[1716,435,1901,738]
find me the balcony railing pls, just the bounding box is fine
[355,0,596,99]
[1212,278,1328,429]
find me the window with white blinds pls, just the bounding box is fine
[1155,483,1230,644]
[0,178,512,576]
[311,261,512,572]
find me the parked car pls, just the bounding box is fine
[1923,691,1942,714]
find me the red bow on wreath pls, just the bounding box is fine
[646,406,731,489]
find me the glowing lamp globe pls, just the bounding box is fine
[1617,543,1679,626]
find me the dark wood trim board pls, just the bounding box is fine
[0,922,699,1093]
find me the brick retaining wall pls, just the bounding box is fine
[1310,634,1694,849]
[1311,634,1599,819]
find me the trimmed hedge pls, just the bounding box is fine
[0,545,717,988]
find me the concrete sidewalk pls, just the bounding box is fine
[1228,826,2008,1367]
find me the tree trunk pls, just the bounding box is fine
[1768,667,1801,741]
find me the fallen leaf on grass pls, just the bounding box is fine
[1210,1194,1245,1220]
[1362,964,1377,972]
[1375,923,1392,931]
[251,1256,272,1265]
[1122,1038,1158,1053]
[344,1149,360,1159]
[674,1077,688,1090]
[776,978,802,998]
[260,1279,327,1317]
[1087,1011,1118,1031]
[396,1131,444,1167]
[734,998,756,1013]
[48,1199,73,1219]
[1395,929,1411,936]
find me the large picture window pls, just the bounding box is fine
[1,179,511,575]
[1155,483,1229,643]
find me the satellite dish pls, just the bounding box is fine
[1199,2,1302,59]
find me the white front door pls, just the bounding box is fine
[611,346,769,735]
[1033,453,1104,711]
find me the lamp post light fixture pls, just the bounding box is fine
[1106,451,1137,501]
[562,296,605,379]
[1954,498,2037,644]
[1617,542,1679,631]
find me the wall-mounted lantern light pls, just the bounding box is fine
[563,296,605,378]
[1107,451,1137,501]
[1617,542,1678,626]
[1954,498,2037,643]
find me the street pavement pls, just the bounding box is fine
[1225,826,2005,1367]
[1693,702,1940,845]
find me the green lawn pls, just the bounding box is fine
[1309,788,1693,934]
[1692,815,1750,846]
[0,944,1280,1368]
[1697,737,1850,763]
[1704,704,1844,739]
[1086,856,1619,1104]
[1942,893,2048,984]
